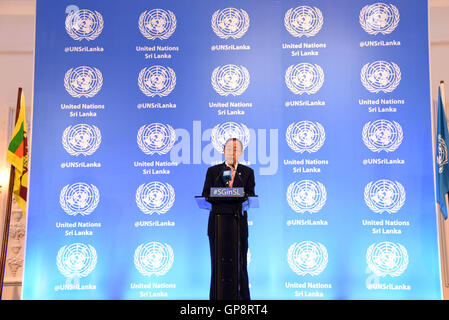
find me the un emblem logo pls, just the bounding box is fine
[62,124,101,156]
[362,119,403,153]
[438,135,448,173]
[64,66,103,98]
[65,9,104,41]
[138,66,176,97]
[360,3,400,35]
[211,64,250,96]
[57,243,97,282]
[284,6,324,38]
[138,9,176,40]
[366,242,408,277]
[136,182,175,215]
[364,180,405,214]
[285,63,324,95]
[134,242,174,277]
[286,121,325,153]
[211,8,250,39]
[361,61,401,93]
[287,241,328,276]
[60,182,100,216]
[137,123,176,155]
[211,122,250,153]
[287,180,327,214]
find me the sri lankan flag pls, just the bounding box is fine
[6,91,28,215]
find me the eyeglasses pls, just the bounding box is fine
[224,146,242,152]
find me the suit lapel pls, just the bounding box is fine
[232,165,243,187]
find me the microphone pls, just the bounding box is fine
[214,164,227,185]
[222,169,232,186]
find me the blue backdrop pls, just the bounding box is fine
[22,0,441,299]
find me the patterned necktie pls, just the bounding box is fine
[228,166,236,187]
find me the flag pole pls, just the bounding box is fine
[0,87,22,299]
[439,201,449,287]
[440,80,449,288]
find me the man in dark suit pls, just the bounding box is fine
[202,138,255,300]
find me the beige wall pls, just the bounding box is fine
[1,0,449,300]
[0,1,35,300]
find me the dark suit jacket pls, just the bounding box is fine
[202,162,256,236]
[202,162,256,197]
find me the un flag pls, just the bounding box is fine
[436,83,449,220]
